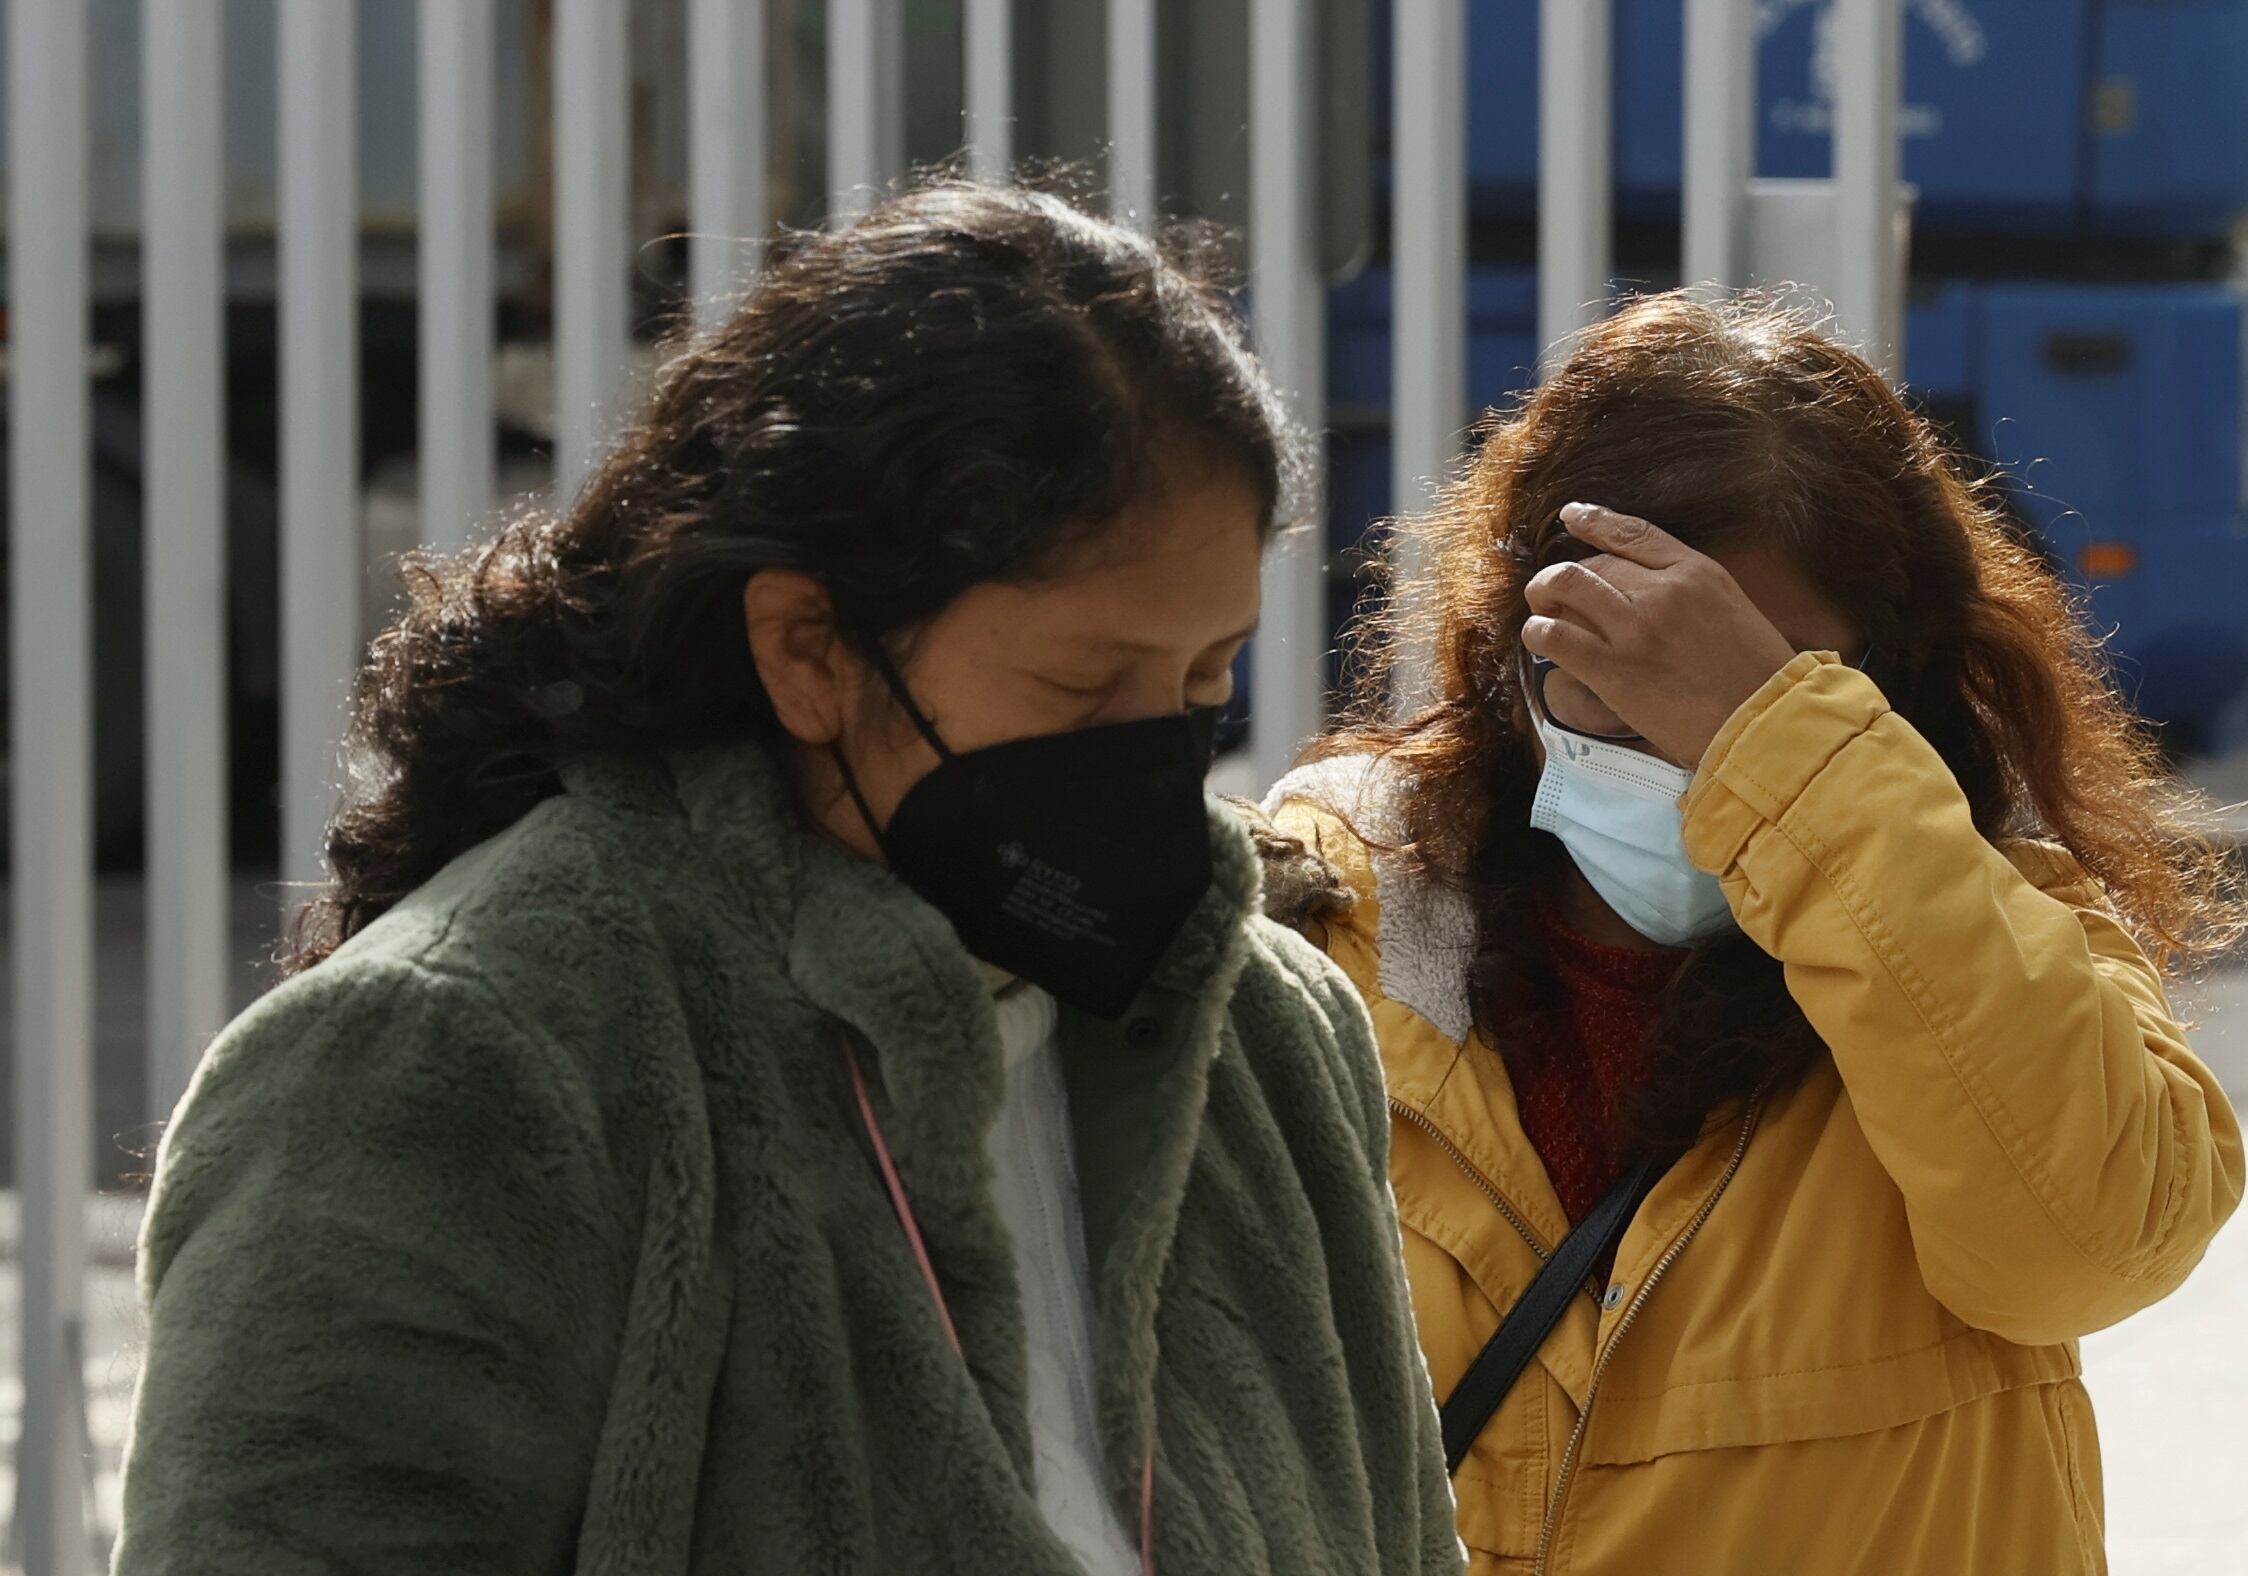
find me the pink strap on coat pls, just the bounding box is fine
[842,1035,1156,1574]
[844,1036,962,1356]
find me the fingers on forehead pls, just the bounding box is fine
[1562,502,1685,560]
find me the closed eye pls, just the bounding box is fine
[1189,664,1239,707]
[1041,673,1124,700]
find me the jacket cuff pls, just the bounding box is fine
[1682,651,1887,876]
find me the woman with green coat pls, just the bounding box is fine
[111,185,1461,1576]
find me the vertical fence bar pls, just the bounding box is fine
[1389,0,1465,714]
[8,0,94,1568]
[1108,0,1157,225]
[691,0,769,323]
[1683,0,1753,294]
[421,0,497,551]
[829,0,902,218]
[278,4,359,903]
[555,0,630,497]
[964,0,1012,181]
[143,0,229,1124]
[1832,0,1903,371]
[1248,0,1326,785]
[1538,0,1611,366]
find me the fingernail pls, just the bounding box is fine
[1560,501,1596,522]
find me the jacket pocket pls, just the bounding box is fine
[1578,1326,2080,1465]
[1449,1360,1554,1564]
[1398,1219,1555,1562]
[2042,1377,2107,1570]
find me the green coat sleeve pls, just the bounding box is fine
[112,954,635,1575]
[1319,961,1466,1576]
[1263,921,1467,1575]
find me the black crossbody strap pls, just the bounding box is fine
[1439,1155,1662,1475]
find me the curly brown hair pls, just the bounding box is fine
[1312,290,2247,1152]
[286,182,1294,973]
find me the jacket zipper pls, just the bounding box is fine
[1529,1094,1765,1576]
[1387,1097,1602,1305]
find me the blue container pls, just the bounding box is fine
[1424,0,1689,218]
[1978,282,2244,529]
[1756,0,2090,227]
[1393,0,2248,238]
[1417,0,2095,226]
[1326,266,1541,411]
[1327,426,1393,557]
[2088,0,2248,234]
[1325,267,1540,553]
[2043,513,2248,734]
[1904,280,1982,404]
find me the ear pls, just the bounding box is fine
[744,570,853,746]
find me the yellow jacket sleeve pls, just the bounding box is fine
[1682,651,2245,1345]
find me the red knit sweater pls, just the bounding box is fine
[1502,912,1679,1234]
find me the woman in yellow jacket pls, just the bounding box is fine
[1261,292,2246,1574]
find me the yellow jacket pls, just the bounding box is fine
[1268,653,2243,1575]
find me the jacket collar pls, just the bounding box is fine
[565,737,1266,1494]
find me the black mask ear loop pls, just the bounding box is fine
[830,743,888,851]
[857,638,956,763]
[829,636,954,850]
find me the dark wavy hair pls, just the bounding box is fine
[287,181,1294,973]
[1311,290,2247,1153]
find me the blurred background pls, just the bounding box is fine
[3,0,2246,1571]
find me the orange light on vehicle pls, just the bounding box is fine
[2078,542,2139,579]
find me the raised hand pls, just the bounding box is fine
[1520,502,1802,768]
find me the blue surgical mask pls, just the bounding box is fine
[1527,715,1736,948]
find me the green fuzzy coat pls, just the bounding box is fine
[111,742,1463,1575]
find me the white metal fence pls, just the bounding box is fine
[2,1,1905,1567]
